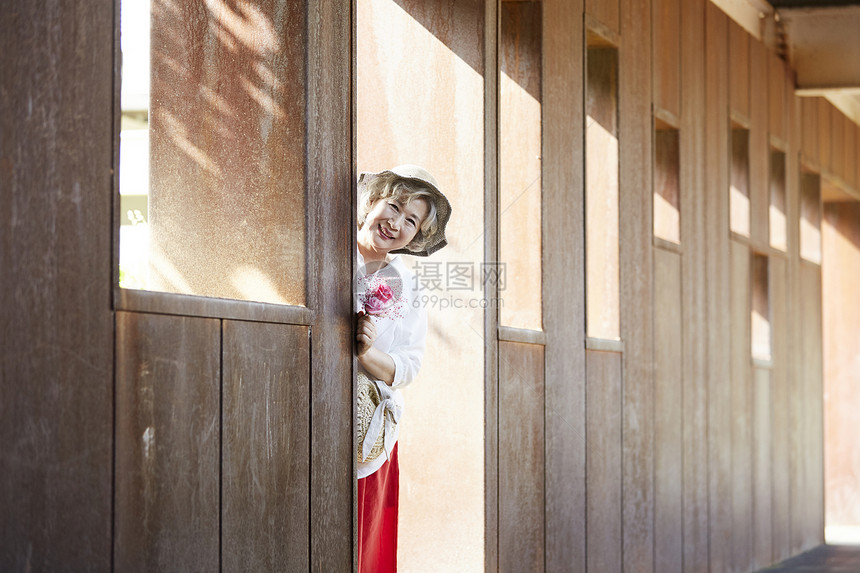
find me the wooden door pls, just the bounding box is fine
[112,1,354,570]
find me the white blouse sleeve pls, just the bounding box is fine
[390,301,427,388]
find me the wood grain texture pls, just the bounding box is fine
[750,38,770,252]
[114,312,220,572]
[543,0,587,570]
[653,248,683,573]
[586,350,623,573]
[831,111,845,183]
[769,52,786,141]
[620,0,655,568]
[587,0,620,37]
[307,1,354,569]
[801,97,819,168]
[843,118,855,190]
[752,365,773,570]
[705,6,733,570]
[680,1,709,569]
[652,0,680,118]
[499,342,545,573]
[818,99,832,176]
[221,320,310,572]
[731,239,753,572]
[771,255,791,563]
[0,1,114,569]
[729,19,750,121]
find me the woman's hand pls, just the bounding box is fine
[356,312,377,357]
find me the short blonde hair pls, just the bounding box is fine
[358,172,439,253]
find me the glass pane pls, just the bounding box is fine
[118,0,306,306]
[730,127,750,237]
[586,43,620,341]
[800,172,822,264]
[769,149,787,251]
[751,254,771,361]
[654,127,680,244]
[499,1,542,331]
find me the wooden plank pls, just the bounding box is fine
[843,118,855,190]
[653,248,683,573]
[730,239,753,572]
[543,0,587,570]
[222,321,310,572]
[800,96,819,167]
[586,350,623,573]
[114,312,220,571]
[619,0,655,567]
[587,0,620,37]
[769,52,786,141]
[306,1,354,569]
[831,110,845,182]
[499,342,545,573]
[652,0,681,118]
[801,262,824,550]
[729,19,750,120]
[771,256,791,563]
[752,366,773,570]
[749,38,770,251]
[680,1,709,569]
[705,6,733,570]
[818,99,832,176]
[0,2,114,569]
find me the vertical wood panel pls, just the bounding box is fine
[771,256,791,563]
[731,239,753,572]
[750,39,769,250]
[0,1,115,569]
[818,99,832,175]
[705,5,733,571]
[543,0,586,570]
[620,0,655,568]
[752,366,773,570]
[587,0,620,36]
[832,111,845,181]
[801,262,825,550]
[307,1,353,569]
[222,321,309,572]
[801,97,819,167]
[680,1,709,569]
[769,52,785,141]
[729,20,749,120]
[653,248,683,573]
[843,119,855,188]
[586,350,622,573]
[499,342,545,573]
[115,312,220,571]
[652,0,680,118]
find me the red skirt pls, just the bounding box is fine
[357,444,399,573]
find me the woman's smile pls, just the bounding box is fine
[358,197,430,261]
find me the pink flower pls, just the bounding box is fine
[364,283,395,315]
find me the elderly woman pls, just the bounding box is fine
[354,165,450,573]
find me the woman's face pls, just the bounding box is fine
[358,196,430,258]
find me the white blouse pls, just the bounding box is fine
[356,251,427,478]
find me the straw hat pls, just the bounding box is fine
[358,164,452,257]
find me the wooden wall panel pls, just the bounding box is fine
[0,1,115,569]
[652,0,681,119]
[730,240,753,572]
[586,350,622,573]
[752,366,773,570]
[801,97,819,167]
[115,312,220,571]
[653,248,682,573]
[771,256,791,563]
[619,0,655,568]
[705,5,733,571]
[750,39,770,250]
[222,321,310,572]
[587,0,620,37]
[499,342,545,573]
[843,119,855,189]
[832,111,845,181]
[818,99,832,175]
[801,263,825,550]
[307,1,354,570]
[543,0,587,570]
[729,19,750,120]
[680,1,709,569]
[769,53,786,141]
